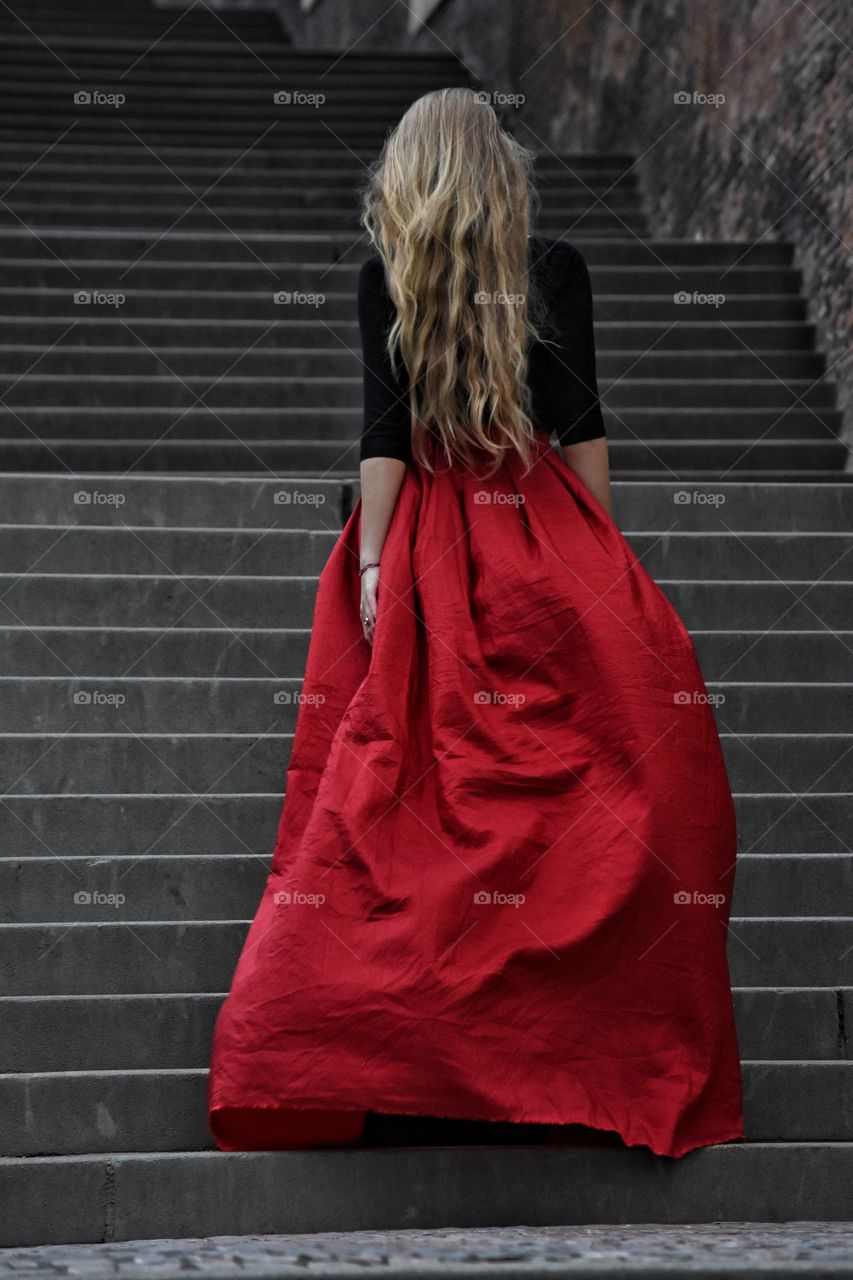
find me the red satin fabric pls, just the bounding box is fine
[208,436,744,1158]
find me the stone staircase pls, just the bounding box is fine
[0,0,852,1249]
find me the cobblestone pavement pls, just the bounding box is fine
[1,1224,853,1279]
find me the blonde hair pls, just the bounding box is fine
[360,87,544,475]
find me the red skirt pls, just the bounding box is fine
[207,436,745,1158]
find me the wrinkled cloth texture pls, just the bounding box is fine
[208,436,745,1158]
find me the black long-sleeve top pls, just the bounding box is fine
[356,235,606,464]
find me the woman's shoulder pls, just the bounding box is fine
[359,253,387,287]
[528,235,590,286]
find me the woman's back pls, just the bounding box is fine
[358,235,606,465]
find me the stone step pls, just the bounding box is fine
[2,986,846,1073]
[3,917,853,995]
[0,207,641,233]
[0,262,804,294]
[0,440,845,474]
[1,525,849,581]
[0,163,641,193]
[0,39,470,66]
[3,176,642,202]
[0,291,809,322]
[0,407,839,445]
[0,790,848,855]
[0,36,468,67]
[0,314,819,351]
[0,573,850,631]
[4,1144,853,1248]
[0,621,850,693]
[0,346,827,380]
[0,17,285,41]
[0,726,848,793]
[0,128,394,150]
[0,376,836,410]
[0,475,848,530]
[2,852,850,922]
[0,227,795,265]
[1,1060,850,1156]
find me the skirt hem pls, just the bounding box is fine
[208,1097,746,1160]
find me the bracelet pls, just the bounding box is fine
[359,561,380,576]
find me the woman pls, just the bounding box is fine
[207,88,744,1159]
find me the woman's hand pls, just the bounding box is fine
[360,564,380,645]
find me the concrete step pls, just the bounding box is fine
[4,177,643,204]
[1,619,849,685]
[0,346,828,381]
[0,726,849,793]
[0,227,796,265]
[0,476,847,530]
[0,290,808,322]
[3,1144,853,1247]
[0,440,845,474]
[1,525,849,581]
[0,40,471,67]
[0,402,840,443]
[2,852,851,922]
[4,918,852,996]
[1,1060,851,1156]
[0,790,848,855]
[1,572,850,630]
[0,205,641,233]
[2,986,846,1072]
[0,313,821,350]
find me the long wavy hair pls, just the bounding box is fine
[360,87,544,475]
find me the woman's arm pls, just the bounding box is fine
[359,456,406,644]
[356,258,413,645]
[559,436,612,516]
